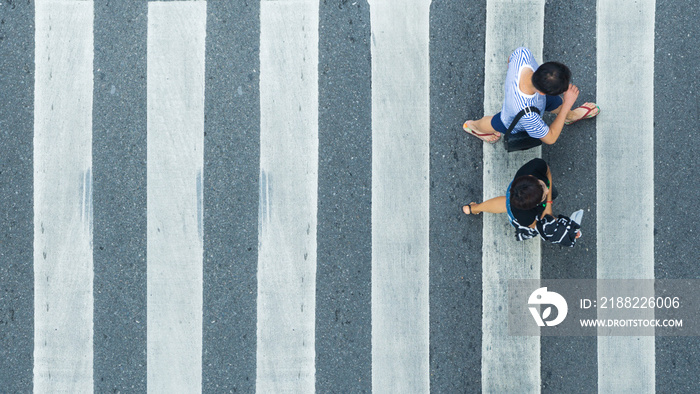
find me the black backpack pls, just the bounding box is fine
[503,106,543,152]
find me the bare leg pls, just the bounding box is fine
[463,196,507,215]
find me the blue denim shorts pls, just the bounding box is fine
[491,95,564,133]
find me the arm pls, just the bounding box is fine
[542,166,554,217]
[531,200,553,229]
[533,165,554,226]
[540,84,579,145]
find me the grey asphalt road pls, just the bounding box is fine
[1,0,699,392]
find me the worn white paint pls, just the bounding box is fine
[33,1,94,392]
[597,0,656,392]
[146,2,206,392]
[482,1,544,392]
[257,0,319,392]
[368,0,431,392]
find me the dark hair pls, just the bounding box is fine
[510,176,545,210]
[532,62,571,96]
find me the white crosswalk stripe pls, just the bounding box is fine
[0,1,685,392]
[257,0,319,391]
[146,2,207,392]
[481,0,545,391]
[369,0,431,391]
[597,0,656,392]
[33,2,94,391]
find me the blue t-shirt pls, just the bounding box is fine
[500,47,549,139]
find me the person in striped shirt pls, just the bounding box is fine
[463,47,599,144]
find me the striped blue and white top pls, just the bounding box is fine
[499,47,549,139]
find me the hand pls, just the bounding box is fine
[563,83,579,105]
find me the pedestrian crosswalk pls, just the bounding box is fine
[0,0,697,393]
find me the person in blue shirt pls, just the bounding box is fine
[463,158,582,241]
[463,47,599,145]
[463,158,553,227]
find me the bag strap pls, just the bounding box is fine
[505,106,540,134]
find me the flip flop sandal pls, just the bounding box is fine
[462,202,476,215]
[565,103,600,125]
[463,122,501,143]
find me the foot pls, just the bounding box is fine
[463,121,501,143]
[565,103,600,125]
[462,202,478,215]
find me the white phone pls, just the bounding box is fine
[570,209,584,238]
